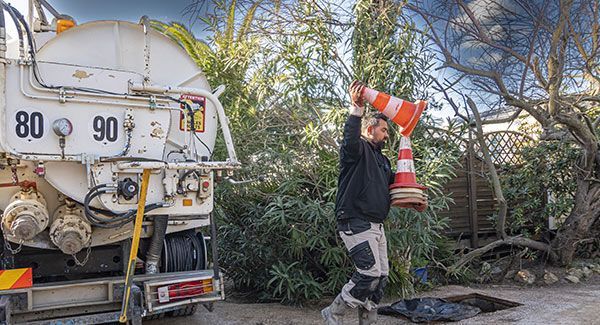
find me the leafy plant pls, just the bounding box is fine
[500,139,578,237]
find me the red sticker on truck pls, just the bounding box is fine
[179,94,206,133]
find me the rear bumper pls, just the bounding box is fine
[0,270,223,324]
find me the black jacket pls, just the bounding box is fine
[335,115,394,227]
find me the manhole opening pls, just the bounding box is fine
[445,293,521,313]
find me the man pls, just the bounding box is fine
[322,81,394,325]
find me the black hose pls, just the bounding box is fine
[6,4,50,90]
[183,102,212,156]
[83,183,163,228]
[162,231,203,272]
[6,4,34,54]
[145,215,168,274]
[210,213,219,280]
[2,4,24,57]
[0,3,5,29]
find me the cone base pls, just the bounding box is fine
[390,192,427,199]
[400,101,427,137]
[390,187,425,195]
[391,197,428,212]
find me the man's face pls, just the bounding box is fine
[366,119,389,147]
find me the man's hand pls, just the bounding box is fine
[349,80,365,116]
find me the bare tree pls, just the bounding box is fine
[408,0,600,265]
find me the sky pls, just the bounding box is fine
[11,0,213,37]
[10,0,459,120]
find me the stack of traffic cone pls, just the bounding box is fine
[389,136,428,212]
[361,86,427,137]
[355,81,428,211]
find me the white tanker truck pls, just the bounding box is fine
[0,1,239,323]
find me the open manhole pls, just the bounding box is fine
[445,293,521,313]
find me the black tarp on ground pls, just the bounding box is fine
[378,297,481,323]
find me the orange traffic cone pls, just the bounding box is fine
[361,86,427,137]
[390,136,428,212]
[390,136,426,190]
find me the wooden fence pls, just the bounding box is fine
[429,129,535,249]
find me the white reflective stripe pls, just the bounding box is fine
[406,102,420,126]
[382,99,398,118]
[396,159,415,173]
[399,137,412,149]
[363,87,379,103]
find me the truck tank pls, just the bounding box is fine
[1,19,230,252]
[0,1,239,323]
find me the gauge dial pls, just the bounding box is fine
[52,118,73,137]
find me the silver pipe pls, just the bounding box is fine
[20,64,180,110]
[28,0,34,33]
[36,0,61,18]
[116,161,240,171]
[26,62,174,105]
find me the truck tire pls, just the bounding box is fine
[168,304,197,317]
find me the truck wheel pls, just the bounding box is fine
[169,304,197,317]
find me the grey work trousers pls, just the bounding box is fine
[339,222,389,311]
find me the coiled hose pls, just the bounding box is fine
[162,231,205,272]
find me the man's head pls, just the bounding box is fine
[361,112,389,149]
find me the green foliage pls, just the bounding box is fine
[500,140,579,236]
[352,0,415,97]
[155,0,460,304]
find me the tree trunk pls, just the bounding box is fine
[552,181,600,265]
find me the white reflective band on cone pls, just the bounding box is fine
[363,88,378,103]
[383,98,402,119]
[399,137,412,149]
[396,159,415,173]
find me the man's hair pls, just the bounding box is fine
[361,112,388,132]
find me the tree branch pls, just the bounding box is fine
[450,236,558,271]
[467,97,507,239]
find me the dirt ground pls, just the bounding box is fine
[147,281,600,325]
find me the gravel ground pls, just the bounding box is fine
[147,282,600,325]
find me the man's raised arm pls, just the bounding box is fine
[341,81,365,161]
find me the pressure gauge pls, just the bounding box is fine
[52,118,73,137]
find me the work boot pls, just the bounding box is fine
[321,294,349,325]
[358,307,377,325]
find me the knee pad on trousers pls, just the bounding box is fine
[370,275,388,304]
[349,272,380,302]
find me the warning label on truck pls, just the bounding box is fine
[179,94,206,133]
[0,268,32,290]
